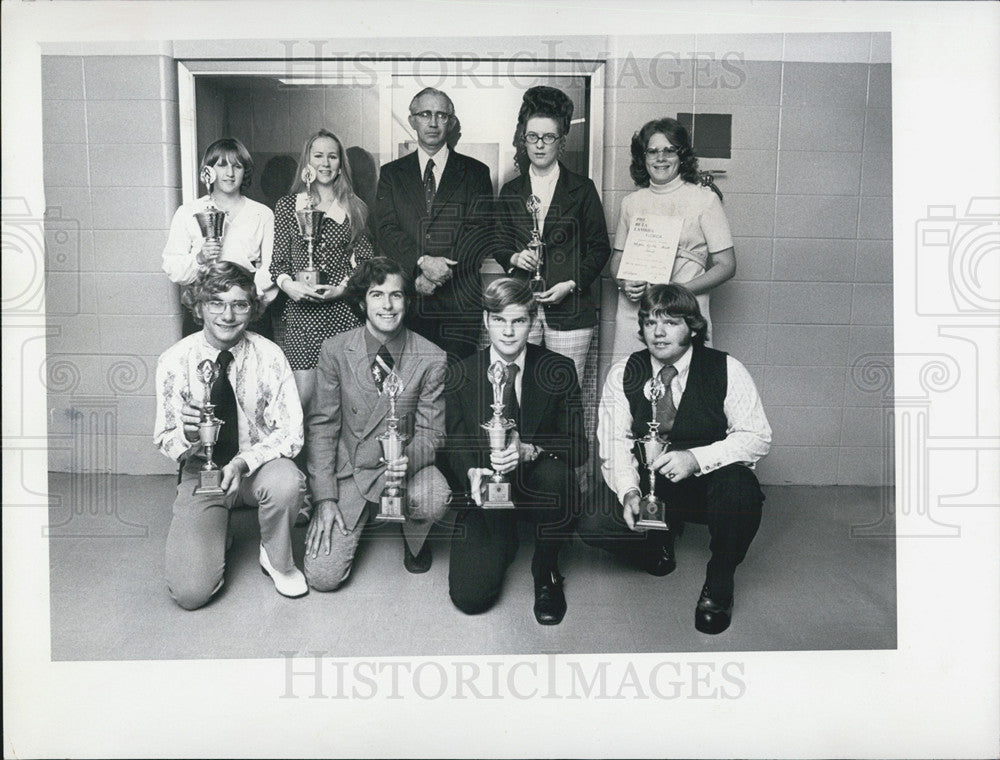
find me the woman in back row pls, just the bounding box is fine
[610,118,736,360]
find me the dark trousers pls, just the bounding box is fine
[449,455,578,614]
[578,463,764,598]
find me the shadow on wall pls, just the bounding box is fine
[252,147,379,222]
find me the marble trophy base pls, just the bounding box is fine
[636,495,669,531]
[295,268,325,287]
[194,467,225,496]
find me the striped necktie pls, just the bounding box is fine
[371,344,394,393]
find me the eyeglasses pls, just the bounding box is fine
[524,132,561,146]
[645,146,680,158]
[205,299,251,315]
[411,110,453,124]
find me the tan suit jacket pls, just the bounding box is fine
[306,325,448,529]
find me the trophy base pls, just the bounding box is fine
[193,469,225,496]
[482,481,515,510]
[375,494,406,523]
[636,496,669,531]
[295,269,326,286]
[528,277,546,294]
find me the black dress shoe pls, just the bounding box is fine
[533,571,567,625]
[643,532,676,576]
[695,585,733,634]
[404,540,433,573]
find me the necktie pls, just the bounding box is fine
[655,365,678,433]
[423,158,436,213]
[371,344,394,393]
[210,350,239,466]
[502,363,520,426]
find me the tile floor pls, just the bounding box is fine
[48,474,896,660]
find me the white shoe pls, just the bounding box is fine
[259,543,308,598]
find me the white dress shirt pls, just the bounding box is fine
[597,344,771,502]
[528,163,560,234]
[417,145,449,190]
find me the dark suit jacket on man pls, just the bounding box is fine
[444,342,588,492]
[307,325,448,529]
[375,150,494,319]
[493,162,611,331]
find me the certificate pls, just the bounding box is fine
[617,214,683,284]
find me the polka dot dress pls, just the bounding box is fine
[270,194,374,370]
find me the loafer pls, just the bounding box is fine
[259,544,308,598]
[533,571,567,625]
[643,532,676,577]
[695,584,733,634]
[404,539,433,574]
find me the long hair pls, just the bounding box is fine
[636,283,708,347]
[289,129,370,250]
[200,137,254,191]
[512,86,573,176]
[344,256,413,319]
[181,261,263,325]
[629,118,708,192]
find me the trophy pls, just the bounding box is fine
[479,361,517,509]
[294,165,326,286]
[631,375,670,530]
[525,194,546,293]
[376,370,410,523]
[194,166,227,265]
[192,359,225,496]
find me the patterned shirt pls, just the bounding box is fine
[154,331,303,475]
[597,344,771,502]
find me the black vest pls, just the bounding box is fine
[623,344,729,474]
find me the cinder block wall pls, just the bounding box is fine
[43,55,182,475]
[42,35,893,484]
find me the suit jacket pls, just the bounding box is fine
[493,163,611,330]
[307,325,448,528]
[375,150,494,315]
[444,342,588,490]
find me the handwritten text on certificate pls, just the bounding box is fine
[617,215,683,284]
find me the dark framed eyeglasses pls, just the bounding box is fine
[524,132,560,146]
[411,110,453,124]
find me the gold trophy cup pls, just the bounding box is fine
[194,165,226,265]
[632,375,670,530]
[525,194,546,294]
[376,370,410,523]
[192,359,226,496]
[479,361,517,509]
[294,165,326,286]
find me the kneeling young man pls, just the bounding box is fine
[304,257,451,590]
[155,262,307,609]
[445,278,587,624]
[582,284,771,634]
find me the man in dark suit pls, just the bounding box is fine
[375,87,494,360]
[444,278,588,624]
[303,258,451,590]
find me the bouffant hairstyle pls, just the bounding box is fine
[200,138,254,191]
[629,118,710,192]
[181,261,263,325]
[636,283,708,347]
[512,85,574,175]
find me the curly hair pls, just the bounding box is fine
[289,129,370,251]
[344,256,413,318]
[201,138,254,191]
[636,283,708,347]
[512,85,574,176]
[482,276,538,320]
[181,261,263,325]
[629,118,704,190]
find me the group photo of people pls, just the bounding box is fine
[157,85,768,636]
